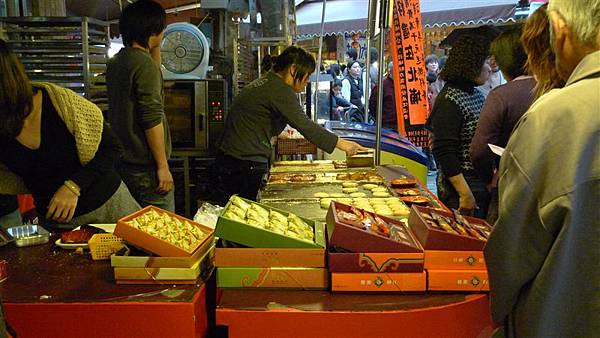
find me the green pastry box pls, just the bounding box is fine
[215,196,326,249]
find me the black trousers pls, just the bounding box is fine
[213,153,269,205]
[437,173,490,219]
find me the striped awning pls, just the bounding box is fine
[422,4,517,28]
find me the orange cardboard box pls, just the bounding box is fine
[114,206,214,257]
[331,271,426,292]
[427,269,489,292]
[424,250,487,270]
[215,247,325,268]
[328,251,424,273]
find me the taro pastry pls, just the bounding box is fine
[60,225,105,243]
[290,174,316,182]
[390,178,417,187]
[336,173,350,180]
[395,188,421,196]
[336,209,365,229]
[400,195,430,205]
[350,172,366,181]
[371,215,391,237]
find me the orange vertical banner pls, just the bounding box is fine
[390,0,429,147]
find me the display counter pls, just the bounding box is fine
[216,290,494,338]
[0,238,209,338]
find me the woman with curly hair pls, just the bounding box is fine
[427,34,491,217]
[521,3,565,99]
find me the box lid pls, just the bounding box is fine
[326,201,424,253]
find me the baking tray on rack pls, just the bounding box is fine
[260,182,390,200]
[259,199,327,222]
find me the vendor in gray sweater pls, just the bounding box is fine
[217,46,366,202]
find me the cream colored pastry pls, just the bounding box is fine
[342,187,359,193]
[320,198,333,209]
[373,191,391,197]
[362,183,378,190]
[342,182,359,188]
[330,193,346,198]
[313,192,329,198]
[371,187,388,193]
[368,198,387,205]
[349,192,367,198]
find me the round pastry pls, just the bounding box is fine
[320,198,333,209]
[390,178,417,187]
[376,209,393,216]
[373,191,391,197]
[371,187,388,192]
[393,208,411,217]
[368,198,387,205]
[342,182,359,188]
[342,187,359,193]
[349,192,367,198]
[330,193,346,198]
[362,183,379,190]
[313,192,329,198]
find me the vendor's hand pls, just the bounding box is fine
[156,166,174,194]
[336,106,345,113]
[458,192,477,216]
[47,185,79,223]
[336,139,369,157]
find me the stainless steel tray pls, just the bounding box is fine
[6,225,51,247]
[260,182,389,200]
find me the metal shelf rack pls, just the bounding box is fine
[0,16,110,111]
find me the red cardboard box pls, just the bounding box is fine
[408,205,491,251]
[328,251,423,273]
[331,271,427,292]
[427,269,489,292]
[424,250,487,270]
[326,202,423,253]
[114,206,215,257]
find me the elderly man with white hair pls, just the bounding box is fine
[484,0,600,337]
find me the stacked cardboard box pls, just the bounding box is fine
[111,206,215,284]
[409,205,491,291]
[326,201,427,292]
[214,196,328,290]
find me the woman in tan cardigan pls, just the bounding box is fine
[0,39,140,228]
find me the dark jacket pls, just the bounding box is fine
[342,75,364,110]
[106,47,171,167]
[220,71,338,163]
[369,76,397,130]
[469,77,536,184]
[428,79,486,178]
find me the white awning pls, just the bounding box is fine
[296,0,518,38]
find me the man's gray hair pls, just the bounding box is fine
[548,0,600,46]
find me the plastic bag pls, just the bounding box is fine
[193,202,224,229]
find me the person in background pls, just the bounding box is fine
[341,60,365,117]
[0,195,21,229]
[330,79,356,121]
[426,34,491,217]
[217,46,366,202]
[425,54,439,75]
[106,0,175,212]
[521,3,566,100]
[328,63,343,80]
[477,55,506,96]
[342,48,357,76]
[484,0,600,336]
[469,24,535,224]
[0,39,140,228]
[365,47,379,93]
[368,62,397,131]
[260,54,276,76]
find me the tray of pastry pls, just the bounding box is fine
[260,182,392,201]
